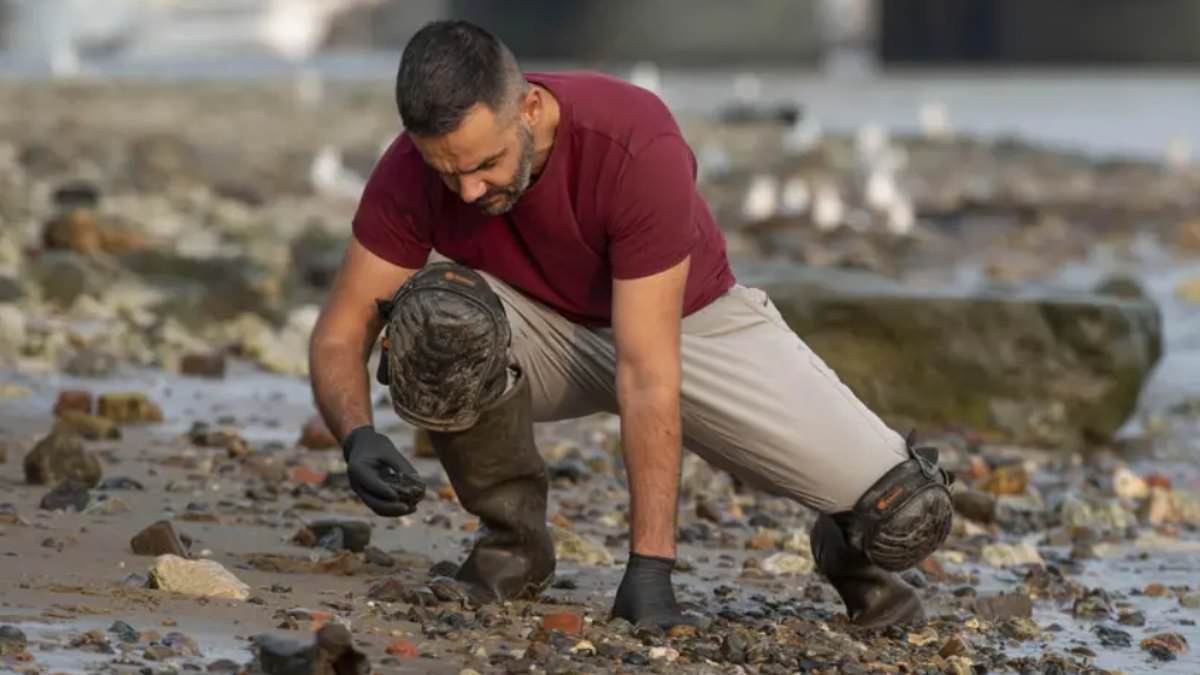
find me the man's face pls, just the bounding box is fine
[411,100,535,216]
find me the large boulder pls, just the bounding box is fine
[738,264,1162,449]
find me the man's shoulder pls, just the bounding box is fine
[530,70,681,154]
[360,132,432,210]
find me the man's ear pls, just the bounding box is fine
[519,85,540,126]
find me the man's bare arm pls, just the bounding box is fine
[611,255,690,559]
[309,238,420,442]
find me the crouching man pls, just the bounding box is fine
[308,19,953,630]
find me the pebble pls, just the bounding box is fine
[180,351,227,378]
[149,554,251,600]
[1141,633,1189,660]
[550,525,613,566]
[108,620,139,643]
[97,392,164,424]
[760,552,814,576]
[0,625,27,655]
[39,479,91,512]
[131,520,190,557]
[53,389,93,416]
[979,542,1043,568]
[298,415,338,450]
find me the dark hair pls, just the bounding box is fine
[395,20,524,137]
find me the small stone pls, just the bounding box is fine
[1111,466,1149,500]
[746,530,779,550]
[364,546,395,567]
[1072,589,1113,619]
[952,488,996,523]
[667,624,698,639]
[980,542,1043,568]
[1180,593,1200,609]
[290,465,327,485]
[84,494,130,515]
[760,552,814,576]
[1144,583,1169,597]
[648,646,679,662]
[40,479,91,512]
[302,520,371,552]
[1118,609,1146,626]
[207,658,241,672]
[0,625,28,655]
[144,644,177,660]
[23,428,103,486]
[367,578,407,602]
[131,520,189,557]
[551,526,613,566]
[939,635,967,657]
[98,477,144,491]
[298,415,338,450]
[907,627,939,646]
[984,463,1027,495]
[386,640,419,657]
[54,412,121,440]
[54,390,93,416]
[999,617,1040,641]
[1094,625,1132,648]
[149,554,250,600]
[542,612,584,635]
[696,498,725,523]
[569,640,596,656]
[108,620,139,643]
[1142,488,1200,527]
[1141,633,1188,660]
[180,352,226,378]
[97,392,164,425]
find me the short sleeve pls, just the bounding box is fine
[351,145,432,269]
[607,134,701,279]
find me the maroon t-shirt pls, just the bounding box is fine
[352,70,736,326]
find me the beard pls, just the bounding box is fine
[477,123,535,216]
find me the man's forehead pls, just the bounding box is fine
[416,105,508,173]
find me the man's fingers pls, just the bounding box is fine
[361,493,416,517]
[353,470,400,502]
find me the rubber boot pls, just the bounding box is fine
[427,366,555,603]
[810,513,924,629]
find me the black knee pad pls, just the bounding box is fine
[835,432,955,571]
[375,262,511,432]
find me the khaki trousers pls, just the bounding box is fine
[429,253,908,513]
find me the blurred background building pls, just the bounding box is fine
[3,0,1199,70]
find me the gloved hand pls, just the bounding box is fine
[342,426,425,517]
[610,553,704,629]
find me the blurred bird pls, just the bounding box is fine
[742,174,779,222]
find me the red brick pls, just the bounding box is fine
[54,389,92,416]
[542,612,584,635]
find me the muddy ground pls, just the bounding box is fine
[1,79,1199,674]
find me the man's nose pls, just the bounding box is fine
[460,177,488,203]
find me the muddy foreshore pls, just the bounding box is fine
[1,80,1199,674]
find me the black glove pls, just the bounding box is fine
[342,426,425,517]
[610,553,703,629]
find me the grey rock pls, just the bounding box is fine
[0,625,27,655]
[738,263,1162,448]
[40,479,91,511]
[306,520,371,553]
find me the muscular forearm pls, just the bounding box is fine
[310,339,373,443]
[617,371,683,560]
